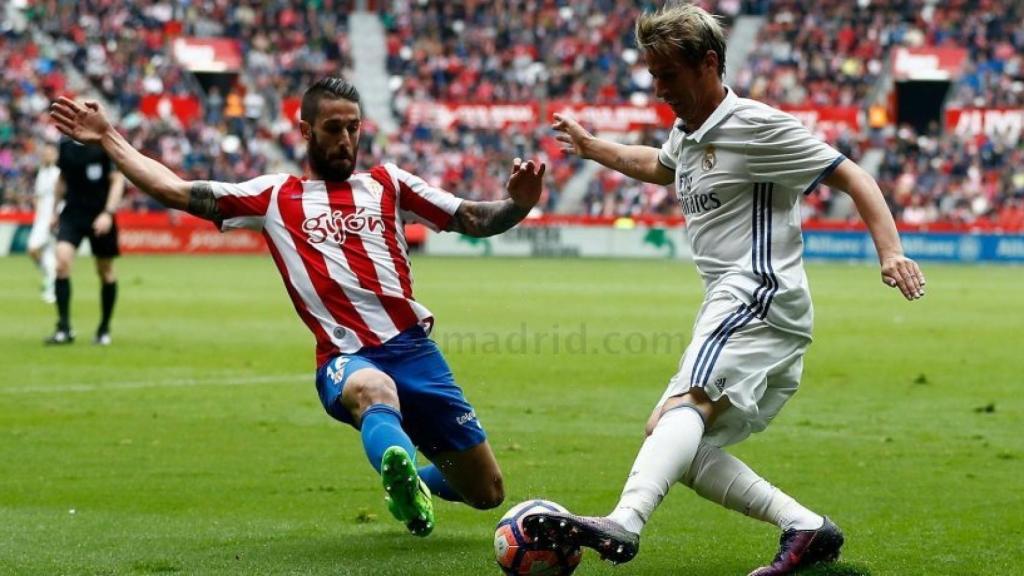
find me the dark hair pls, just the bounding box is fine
[301,77,361,123]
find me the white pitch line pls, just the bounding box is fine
[0,373,309,394]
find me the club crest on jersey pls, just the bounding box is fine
[302,207,384,246]
[701,145,717,172]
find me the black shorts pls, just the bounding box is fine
[57,211,120,258]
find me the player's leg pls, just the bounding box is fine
[93,257,117,345]
[315,355,434,536]
[610,390,729,530]
[40,241,57,303]
[524,292,744,563]
[337,366,414,471]
[89,219,119,345]
[379,329,500,510]
[524,390,726,564]
[47,238,78,344]
[423,440,504,509]
[27,211,48,268]
[26,228,56,303]
[682,355,843,575]
[682,441,842,576]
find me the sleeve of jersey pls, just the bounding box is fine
[387,164,463,232]
[747,114,846,195]
[657,130,679,171]
[209,173,288,231]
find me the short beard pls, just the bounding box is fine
[308,133,356,182]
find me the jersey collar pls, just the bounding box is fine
[679,86,737,144]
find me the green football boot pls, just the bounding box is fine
[381,446,434,537]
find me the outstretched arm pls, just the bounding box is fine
[50,97,221,221]
[553,113,674,186]
[448,158,546,237]
[824,159,925,300]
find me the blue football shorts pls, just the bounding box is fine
[314,325,487,457]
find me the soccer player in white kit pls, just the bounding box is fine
[27,144,60,303]
[524,5,926,575]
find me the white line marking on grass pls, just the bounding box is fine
[0,373,309,394]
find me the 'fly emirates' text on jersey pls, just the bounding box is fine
[659,88,845,339]
[209,163,462,366]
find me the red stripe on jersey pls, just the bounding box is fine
[277,178,381,347]
[264,229,339,367]
[326,181,420,332]
[217,185,274,218]
[399,180,453,230]
[371,167,414,299]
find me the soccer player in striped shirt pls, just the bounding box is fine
[523,5,926,575]
[49,77,547,537]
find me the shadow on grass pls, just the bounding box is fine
[800,562,872,576]
[223,529,495,574]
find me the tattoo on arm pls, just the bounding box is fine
[617,154,641,176]
[186,182,222,222]
[449,199,529,237]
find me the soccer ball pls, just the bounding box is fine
[494,499,583,576]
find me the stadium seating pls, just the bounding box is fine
[1,1,1021,230]
[878,125,1024,228]
[0,23,63,210]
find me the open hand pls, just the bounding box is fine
[50,97,112,144]
[506,157,546,211]
[552,113,594,159]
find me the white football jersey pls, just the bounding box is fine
[658,88,844,338]
[33,165,60,220]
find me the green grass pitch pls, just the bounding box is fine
[1,255,1021,575]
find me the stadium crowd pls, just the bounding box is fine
[1,1,1022,229]
[0,13,64,211]
[879,125,1024,229]
[732,0,1024,109]
[26,0,350,208]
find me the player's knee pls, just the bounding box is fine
[55,257,72,277]
[662,389,728,428]
[466,474,505,510]
[644,406,662,437]
[55,250,74,277]
[95,261,116,283]
[345,370,399,410]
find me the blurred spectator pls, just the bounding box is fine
[3,0,1022,229]
[877,124,1024,227]
[0,20,64,210]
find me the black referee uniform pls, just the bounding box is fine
[49,138,121,345]
[56,139,120,256]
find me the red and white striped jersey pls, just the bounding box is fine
[208,163,463,367]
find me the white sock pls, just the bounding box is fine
[681,442,823,531]
[607,405,705,535]
[41,246,56,292]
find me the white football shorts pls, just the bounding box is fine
[27,201,55,252]
[656,291,810,447]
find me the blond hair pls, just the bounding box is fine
[635,2,727,77]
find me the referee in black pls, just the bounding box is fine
[47,137,125,345]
